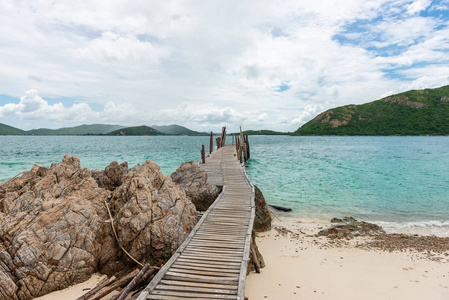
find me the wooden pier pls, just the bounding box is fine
[137,136,255,299]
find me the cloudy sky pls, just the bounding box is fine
[0,0,449,132]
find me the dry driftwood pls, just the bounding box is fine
[116,264,150,300]
[90,269,139,300]
[111,266,159,300]
[76,276,116,300]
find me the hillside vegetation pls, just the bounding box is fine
[27,124,125,135]
[0,123,25,135]
[294,85,449,135]
[241,130,290,135]
[151,124,202,135]
[107,125,163,136]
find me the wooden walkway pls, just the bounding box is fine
[137,145,255,300]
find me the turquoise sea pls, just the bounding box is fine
[1,136,448,236]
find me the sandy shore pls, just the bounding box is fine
[245,217,449,300]
[35,216,449,300]
[34,274,127,300]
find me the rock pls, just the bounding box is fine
[318,217,384,238]
[254,186,272,232]
[170,161,219,211]
[92,161,129,190]
[0,155,197,300]
[381,96,427,108]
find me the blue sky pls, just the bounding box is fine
[0,0,449,131]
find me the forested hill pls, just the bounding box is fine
[0,123,25,135]
[106,125,163,136]
[293,85,449,135]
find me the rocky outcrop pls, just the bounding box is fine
[170,161,219,211]
[0,155,197,300]
[92,161,129,190]
[314,106,356,128]
[317,217,384,238]
[254,186,271,232]
[381,96,427,108]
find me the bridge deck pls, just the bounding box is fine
[137,145,255,300]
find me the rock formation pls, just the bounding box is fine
[317,217,384,238]
[170,161,219,211]
[253,186,272,232]
[0,155,197,300]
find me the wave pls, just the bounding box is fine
[376,220,449,237]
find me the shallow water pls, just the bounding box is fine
[1,135,448,235]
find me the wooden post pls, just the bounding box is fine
[201,145,205,164]
[209,131,213,154]
[221,126,226,147]
[251,244,260,273]
[239,146,243,164]
[232,133,234,145]
[246,134,250,159]
[216,137,221,150]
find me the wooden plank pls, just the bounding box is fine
[169,267,239,277]
[172,264,240,274]
[160,279,238,290]
[176,257,241,267]
[183,247,243,254]
[180,254,242,263]
[173,261,240,270]
[152,290,237,299]
[155,284,237,295]
[165,272,238,283]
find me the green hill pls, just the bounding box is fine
[0,123,25,135]
[151,124,202,135]
[27,124,125,135]
[107,125,163,136]
[293,85,449,136]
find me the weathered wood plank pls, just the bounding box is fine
[155,284,237,295]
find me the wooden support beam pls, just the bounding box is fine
[250,243,260,273]
[210,131,213,154]
[201,145,206,164]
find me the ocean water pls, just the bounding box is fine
[1,135,448,236]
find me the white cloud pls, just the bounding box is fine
[405,0,432,14]
[0,0,448,132]
[290,105,325,125]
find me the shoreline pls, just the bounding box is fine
[271,211,449,237]
[245,216,449,300]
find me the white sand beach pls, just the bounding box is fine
[245,217,449,300]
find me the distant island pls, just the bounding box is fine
[0,123,204,136]
[107,125,163,136]
[233,130,290,135]
[294,85,449,136]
